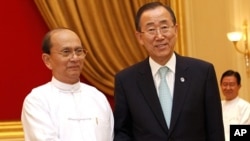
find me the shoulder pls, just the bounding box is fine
[238,98,250,106]
[175,54,216,77]
[22,82,52,108]
[25,82,51,98]
[177,54,213,67]
[79,83,111,109]
[236,98,250,116]
[80,83,107,99]
[115,58,149,77]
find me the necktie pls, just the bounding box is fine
[158,67,172,127]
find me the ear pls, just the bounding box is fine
[135,31,144,45]
[42,53,52,70]
[174,24,178,34]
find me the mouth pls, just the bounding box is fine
[224,91,233,95]
[68,66,80,69]
[155,43,167,48]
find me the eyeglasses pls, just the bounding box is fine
[56,48,88,58]
[140,25,175,36]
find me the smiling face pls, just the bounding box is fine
[220,76,241,100]
[42,29,86,84]
[135,6,177,65]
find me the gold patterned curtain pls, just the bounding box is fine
[34,0,186,96]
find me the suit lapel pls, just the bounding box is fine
[136,58,169,133]
[168,54,191,134]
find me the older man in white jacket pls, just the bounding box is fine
[21,28,114,141]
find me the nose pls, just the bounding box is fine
[69,52,76,57]
[155,29,164,38]
[69,52,81,60]
[223,84,232,90]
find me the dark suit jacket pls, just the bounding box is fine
[113,53,225,141]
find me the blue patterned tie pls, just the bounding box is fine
[158,67,172,128]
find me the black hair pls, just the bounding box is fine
[135,2,176,32]
[220,69,241,85]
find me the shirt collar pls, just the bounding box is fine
[224,96,240,103]
[51,77,81,93]
[149,53,176,76]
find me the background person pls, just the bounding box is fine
[21,28,114,141]
[220,69,250,141]
[113,2,225,141]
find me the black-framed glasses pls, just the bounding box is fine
[140,25,175,36]
[56,48,88,58]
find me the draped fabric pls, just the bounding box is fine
[34,0,186,96]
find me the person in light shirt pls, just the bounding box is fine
[220,69,250,141]
[21,28,114,141]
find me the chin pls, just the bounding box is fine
[70,72,81,77]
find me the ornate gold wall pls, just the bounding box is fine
[183,0,250,102]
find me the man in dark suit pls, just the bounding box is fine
[113,2,225,141]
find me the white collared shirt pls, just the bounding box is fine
[21,77,114,141]
[221,96,250,141]
[149,54,176,97]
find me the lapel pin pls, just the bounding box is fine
[180,77,185,82]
